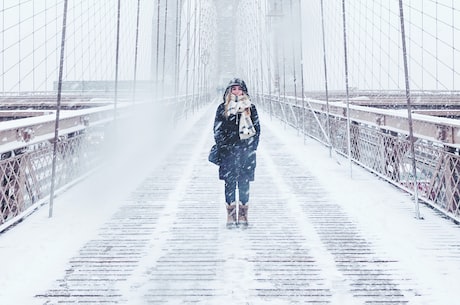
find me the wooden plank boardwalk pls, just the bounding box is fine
[25,104,460,304]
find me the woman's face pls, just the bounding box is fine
[231,85,243,96]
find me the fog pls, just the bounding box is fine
[95,95,177,195]
[1,0,459,94]
[1,0,155,92]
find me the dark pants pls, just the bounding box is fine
[225,178,250,204]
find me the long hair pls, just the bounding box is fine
[222,78,250,118]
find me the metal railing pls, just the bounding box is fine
[0,105,114,230]
[258,93,460,223]
[0,93,209,231]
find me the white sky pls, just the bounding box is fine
[1,103,460,304]
[2,0,459,92]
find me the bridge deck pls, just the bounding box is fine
[1,103,460,305]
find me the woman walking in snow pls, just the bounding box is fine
[213,78,260,227]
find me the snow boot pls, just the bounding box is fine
[226,202,237,228]
[238,203,249,226]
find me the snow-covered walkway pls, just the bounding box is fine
[1,101,460,305]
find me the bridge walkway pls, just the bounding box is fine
[1,103,460,305]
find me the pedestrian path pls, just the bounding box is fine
[2,102,460,305]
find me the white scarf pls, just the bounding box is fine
[226,95,256,140]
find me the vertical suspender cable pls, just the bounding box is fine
[270,1,284,117]
[281,1,287,107]
[174,0,181,95]
[155,0,161,91]
[1,0,3,92]
[185,0,191,118]
[200,5,204,107]
[250,2,256,97]
[421,0,424,88]
[435,1,439,90]
[341,0,353,177]
[297,0,306,141]
[398,0,421,219]
[161,0,169,97]
[1,0,4,93]
[114,0,121,119]
[49,0,69,218]
[172,0,182,125]
[266,3,274,114]
[269,1,277,119]
[289,0,298,113]
[282,15,287,109]
[452,0,455,89]
[71,2,76,88]
[264,1,272,102]
[133,0,141,103]
[320,0,332,157]
[18,3,21,92]
[196,0,202,107]
[258,0,265,103]
[32,1,35,90]
[191,2,197,113]
[293,0,330,147]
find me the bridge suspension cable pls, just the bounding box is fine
[3,0,460,228]
[1,1,459,96]
[1,0,157,95]
[299,0,460,93]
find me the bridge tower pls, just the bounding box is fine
[152,0,242,94]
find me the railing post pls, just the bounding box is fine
[445,147,459,215]
[320,0,332,157]
[49,0,69,218]
[341,0,353,178]
[398,0,421,219]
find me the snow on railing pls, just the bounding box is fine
[0,93,207,231]
[0,104,118,231]
[257,93,460,223]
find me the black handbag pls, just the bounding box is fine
[208,144,220,165]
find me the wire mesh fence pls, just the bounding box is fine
[0,127,105,227]
[258,93,460,222]
[0,93,205,230]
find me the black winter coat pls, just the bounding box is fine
[213,103,261,181]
